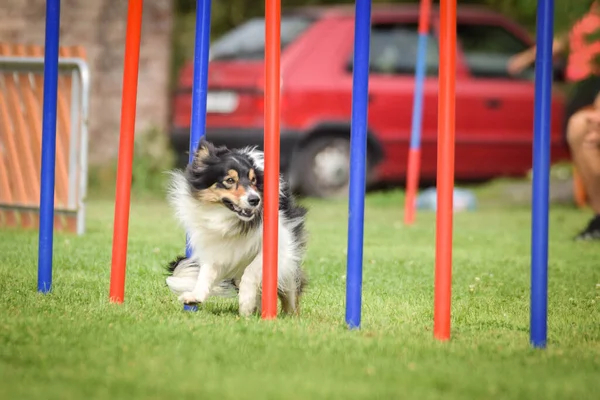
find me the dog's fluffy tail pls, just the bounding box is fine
[165,256,238,298]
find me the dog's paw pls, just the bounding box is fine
[239,298,258,317]
[178,291,201,305]
[238,305,256,317]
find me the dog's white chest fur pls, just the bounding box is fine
[188,208,262,280]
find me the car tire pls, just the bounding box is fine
[292,135,372,199]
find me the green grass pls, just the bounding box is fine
[0,189,599,400]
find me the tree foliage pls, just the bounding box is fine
[170,0,597,83]
[176,0,594,34]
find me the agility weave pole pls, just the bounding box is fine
[530,0,554,349]
[433,0,457,341]
[345,0,372,329]
[262,0,282,319]
[183,0,212,313]
[403,0,432,226]
[109,0,143,303]
[37,0,61,293]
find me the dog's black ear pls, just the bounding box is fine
[194,138,215,164]
[193,138,229,166]
[213,145,230,157]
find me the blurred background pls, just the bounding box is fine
[0,0,593,200]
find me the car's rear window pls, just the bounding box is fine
[210,16,314,61]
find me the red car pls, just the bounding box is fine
[170,4,569,198]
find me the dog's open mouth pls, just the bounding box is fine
[222,198,256,221]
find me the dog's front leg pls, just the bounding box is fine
[178,262,219,305]
[238,252,263,317]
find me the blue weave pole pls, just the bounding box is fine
[37,0,61,293]
[345,0,372,329]
[409,33,429,152]
[184,0,212,312]
[530,0,554,349]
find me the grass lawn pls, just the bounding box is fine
[0,188,598,399]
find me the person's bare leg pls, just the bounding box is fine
[568,110,600,212]
[567,107,600,239]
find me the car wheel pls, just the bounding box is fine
[293,136,371,199]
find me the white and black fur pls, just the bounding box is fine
[165,139,308,316]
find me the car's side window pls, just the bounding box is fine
[347,23,439,76]
[210,16,314,61]
[457,23,532,79]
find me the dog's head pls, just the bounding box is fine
[185,139,264,222]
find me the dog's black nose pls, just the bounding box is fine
[247,194,261,207]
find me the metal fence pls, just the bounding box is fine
[0,50,90,235]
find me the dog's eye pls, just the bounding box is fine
[250,176,257,185]
[225,178,235,185]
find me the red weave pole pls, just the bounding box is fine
[404,149,420,224]
[417,0,432,34]
[403,0,432,225]
[109,0,143,303]
[433,0,456,340]
[262,0,281,319]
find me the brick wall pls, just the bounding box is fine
[0,0,174,165]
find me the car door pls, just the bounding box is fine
[340,19,441,181]
[450,20,554,179]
